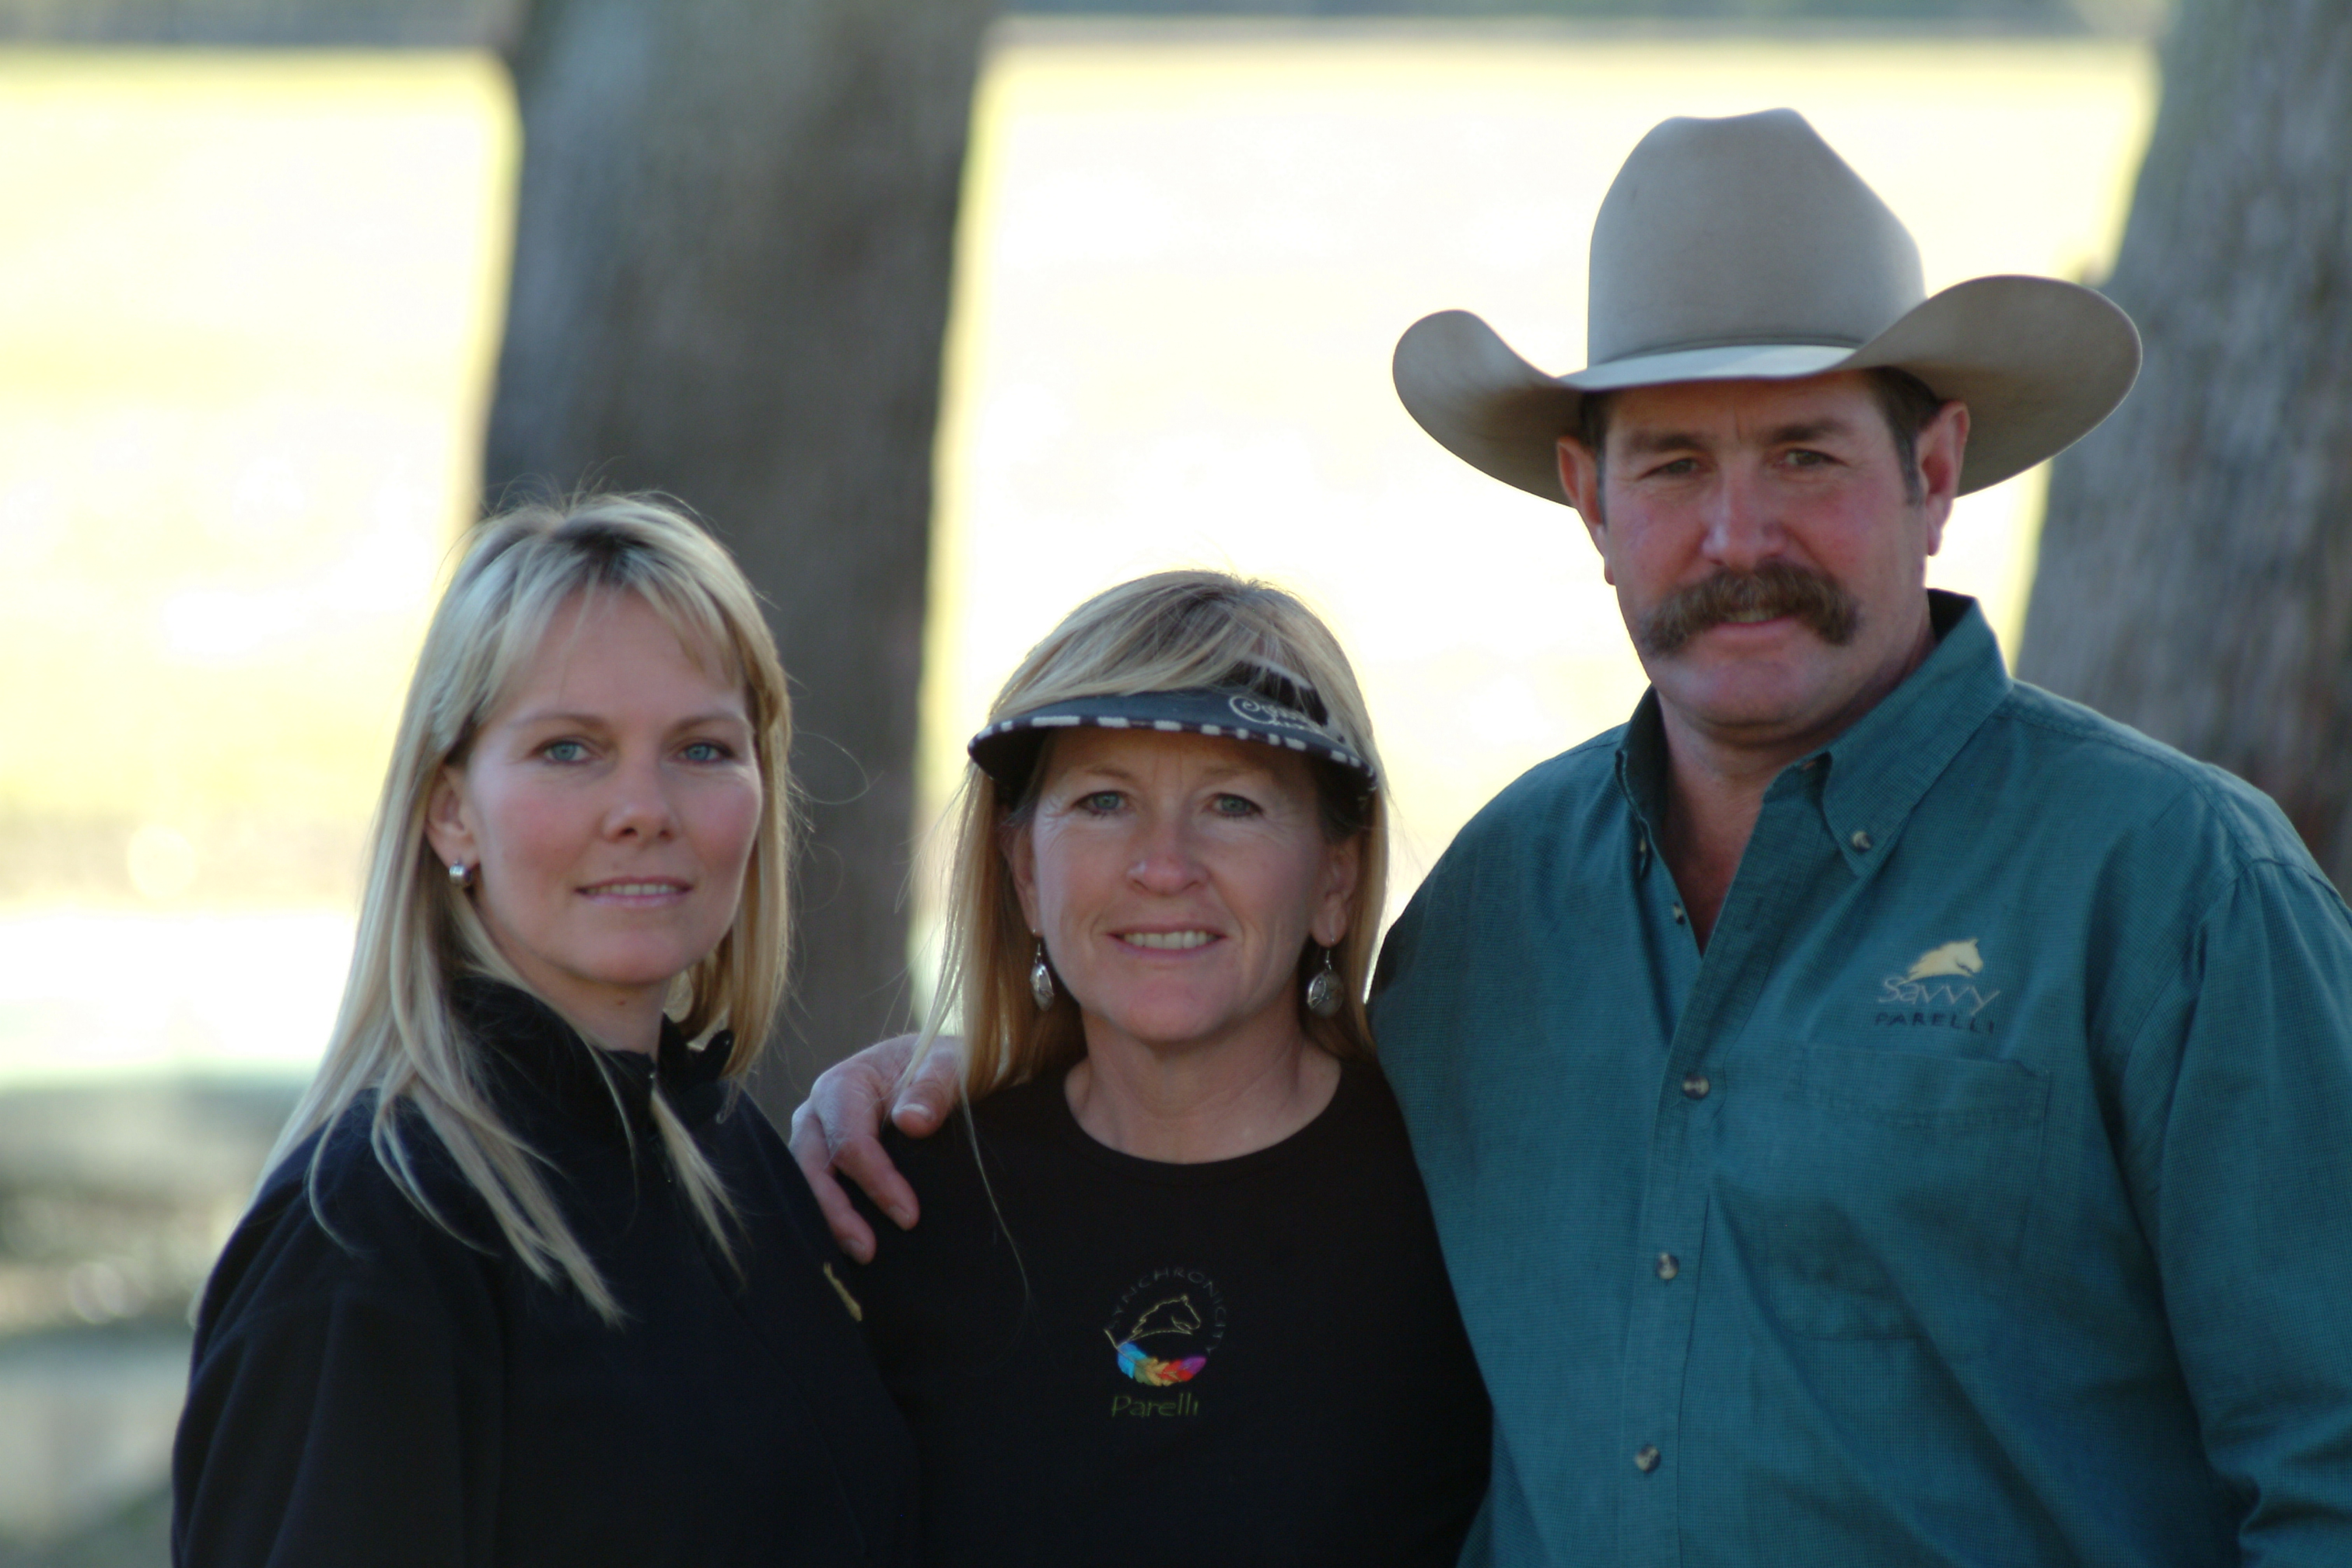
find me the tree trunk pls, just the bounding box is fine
[484,0,996,1111]
[2018,0,2352,891]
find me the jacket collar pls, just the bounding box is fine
[453,977,735,1143]
[1615,590,2011,875]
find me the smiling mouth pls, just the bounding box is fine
[1118,930,1216,950]
[581,880,689,900]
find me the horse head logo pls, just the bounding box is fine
[1903,939,1983,982]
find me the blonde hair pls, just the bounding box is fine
[926,570,1386,1100]
[268,495,793,1324]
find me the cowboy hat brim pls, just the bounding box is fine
[1392,275,2140,503]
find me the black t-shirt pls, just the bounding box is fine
[849,1059,1491,1567]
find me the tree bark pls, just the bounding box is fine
[483,0,995,1110]
[2018,0,2352,891]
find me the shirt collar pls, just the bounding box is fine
[453,977,734,1143]
[1614,591,2012,876]
[1615,687,1673,865]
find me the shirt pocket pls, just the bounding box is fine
[1715,1046,2049,1346]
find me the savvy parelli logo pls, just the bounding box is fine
[1874,938,2001,1034]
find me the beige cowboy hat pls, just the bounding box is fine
[1392,107,2141,501]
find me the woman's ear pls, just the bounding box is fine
[422,766,478,873]
[1310,832,1363,950]
[1003,819,1044,934]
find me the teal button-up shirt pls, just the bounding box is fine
[1372,593,2352,1566]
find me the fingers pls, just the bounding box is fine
[789,1099,877,1262]
[786,1035,935,1263]
[834,1131,921,1248]
[890,1034,964,1135]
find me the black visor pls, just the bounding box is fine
[969,684,1375,796]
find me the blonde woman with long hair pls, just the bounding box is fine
[172,497,916,1567]
[799,572,1488,1565]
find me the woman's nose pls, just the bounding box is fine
[602,753,680,840]
[1125,819,1203,891]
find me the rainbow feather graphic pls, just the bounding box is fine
[1115,1341,1208,1386]
[1107,1292,1213,1385]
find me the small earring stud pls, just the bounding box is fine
[448,862,473,889]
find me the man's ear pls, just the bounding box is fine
[1556,436,1612,583]
[1915,400,1971,558]
[422,767,478,873]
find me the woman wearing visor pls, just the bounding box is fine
[826,571,1489,1565]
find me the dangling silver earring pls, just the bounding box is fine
[1305,946,1342,1018]
[448,862,473,890]
[1029,939,1056,1010]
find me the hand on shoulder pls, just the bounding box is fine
[789,1033,964,1261]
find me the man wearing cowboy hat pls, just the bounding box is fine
[1374,107,2352,1563]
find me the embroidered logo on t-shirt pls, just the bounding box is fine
[1104,1267,1226,1391]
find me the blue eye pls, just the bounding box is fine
[1213,794,1259,817]
[681,740,733,763]
[1080,791,1123,814]
[543,740,588,763]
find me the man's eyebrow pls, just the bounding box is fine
[1618,430,1712,453]
[1616,428,1710,457]
[1765,417,1861,445]
[1615,415,1865,457]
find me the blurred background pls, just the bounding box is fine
[3,0,2347,1558]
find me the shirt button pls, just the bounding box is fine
[1682,1072,1711,1101]
[1850,829,1873,851]
[1634,1445,1661,1473]
[1671,903,1687,925]
[1656,1252,1680,1280]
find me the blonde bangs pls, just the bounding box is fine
[268,495,793,1324]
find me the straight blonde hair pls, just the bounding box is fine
[923,570,1387,1100]
[267,495,793,1324]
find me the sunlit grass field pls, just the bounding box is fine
[0,28,2153,1083]
[0,52,513,901]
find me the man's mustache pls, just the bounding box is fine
[1638,563,1861,656]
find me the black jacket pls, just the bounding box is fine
[172,982,918,1566]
